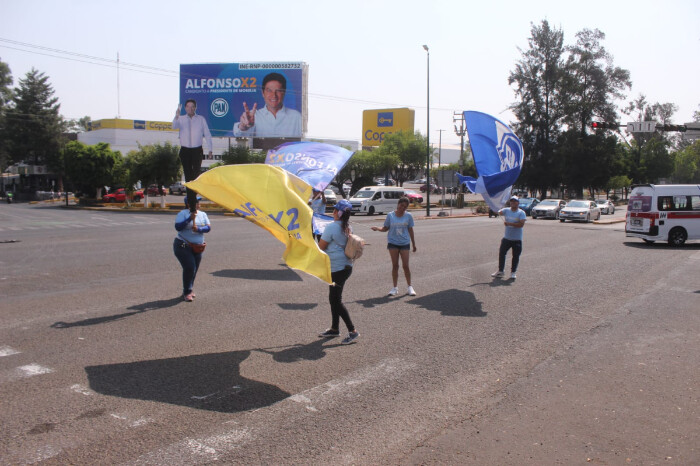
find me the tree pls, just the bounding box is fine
[0,58,13,171]
[375,131,431,186]
[561,29,631,136]
[334,149,392,197]
[4,69,64,167]
[509,20,566,196]
[220,145,265,165]
[671,141,700,183]
[63,115,92,133]
[129,142,182,198]
[63,141,122,198]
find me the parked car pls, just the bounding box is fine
[169,181,186,195]
[404,189,423,204]
[412,178,427,184]
[146,184,166,196]
[596,199,615,214]
[518,197,540,216]
[531,199,566,219]
[102,188,144,203]
[559,200,601,223]
[323,189,337,205]
[419,183,440,194]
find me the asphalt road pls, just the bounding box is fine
[0,203,697,464]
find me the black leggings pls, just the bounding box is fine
[329,266,354,332]
[179,146,203,212]
[498,238,522,273]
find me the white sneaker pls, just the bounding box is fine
[407,286,416,296]
[388,287,398,296]
[510,272,517,279]
[491,271,504,277]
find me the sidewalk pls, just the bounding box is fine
[406,251,700,464]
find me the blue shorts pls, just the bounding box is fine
[387,243,410,250]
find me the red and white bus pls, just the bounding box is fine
[626,184,700,246]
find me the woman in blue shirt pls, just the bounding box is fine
[371,197,417,296]
[173,196,211,302]
[309,188,326,241]
[318,200,359,345]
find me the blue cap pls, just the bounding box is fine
[334,199,352,212]
[184,195,203,206]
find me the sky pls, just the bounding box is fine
[2,0,699,147]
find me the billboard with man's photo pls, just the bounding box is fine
[179,62,307,139]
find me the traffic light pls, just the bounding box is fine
[659,124,687,132]
[591,121,619,130]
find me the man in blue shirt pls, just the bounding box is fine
[491,195,526,280]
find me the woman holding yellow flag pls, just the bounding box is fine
[317,200,360,345]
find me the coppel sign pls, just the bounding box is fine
[179,62,308,138]
[362,108,415,147]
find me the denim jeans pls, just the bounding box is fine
[173,238,202,295]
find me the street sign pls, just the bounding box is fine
[626,121,656,133]
[436,170,458,188]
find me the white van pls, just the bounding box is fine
[626,184,700,246]
[349,186,406,215]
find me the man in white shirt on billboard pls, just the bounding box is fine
[233,72,302,138]
[173,99,213,213]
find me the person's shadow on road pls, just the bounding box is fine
[86,350,290,413]
[254,338,338,363]
[50,297,183,328]
[407,288,486,317]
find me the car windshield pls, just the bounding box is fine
[353,190,375,199]
[539,200,558,206]
[567,201,589,208]
[404,190,417,195]
[519,199,534,206]
[324,190,334,196]
[596,201,608,205]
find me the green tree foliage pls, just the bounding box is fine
[562,29,631,135]
[334,149,394,197]
[4,69,64,167]
[128,142,182,195]
[63,141,122,198]
[671,141,700,183]
[375,131,431,186]
[0,58,13,170]
[509,20,566,196]
[637,136,674,183]
[221,145,265,165]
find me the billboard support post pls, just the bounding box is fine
[423,45,430,217]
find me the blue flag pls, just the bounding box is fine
[456,111,524,212]
[312,212,334,236]
[266,142,355,192]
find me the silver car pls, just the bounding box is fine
[596,199,615,214]
[531,199,566,219]
[559,200,601,223]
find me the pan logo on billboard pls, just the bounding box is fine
[211,98,229,117]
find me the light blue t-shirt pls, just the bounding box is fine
[311,197,325,215]
[499,208,526,241]
[175,209,210,244]
[384,211,414,246]
[321,220,352,272]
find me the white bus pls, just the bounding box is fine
[626,184,700,246]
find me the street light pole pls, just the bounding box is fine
[423,44,430,216]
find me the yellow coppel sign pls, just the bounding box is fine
[362,108,415,147]
[88,119,177,132]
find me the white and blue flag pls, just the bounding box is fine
[266,142,354,192]
[456,111,524,212]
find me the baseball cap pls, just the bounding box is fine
[333,199,352,212]
[509,195,519,202]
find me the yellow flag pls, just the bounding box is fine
[186,164,332,284]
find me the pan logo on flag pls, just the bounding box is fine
[377,112,394,127]
[210,98,229,117]
[495,120,522,172]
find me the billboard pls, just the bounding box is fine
[179,62,307,139]
[362,108,415,147]
[88,119,177,132]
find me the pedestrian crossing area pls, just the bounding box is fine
[0,217,171,233]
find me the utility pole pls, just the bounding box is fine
[453,112,466,167]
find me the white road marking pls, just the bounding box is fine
[70,384,93,396]
[0,345,20,357]
[18,363,54,377]
[127,358,413,465]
